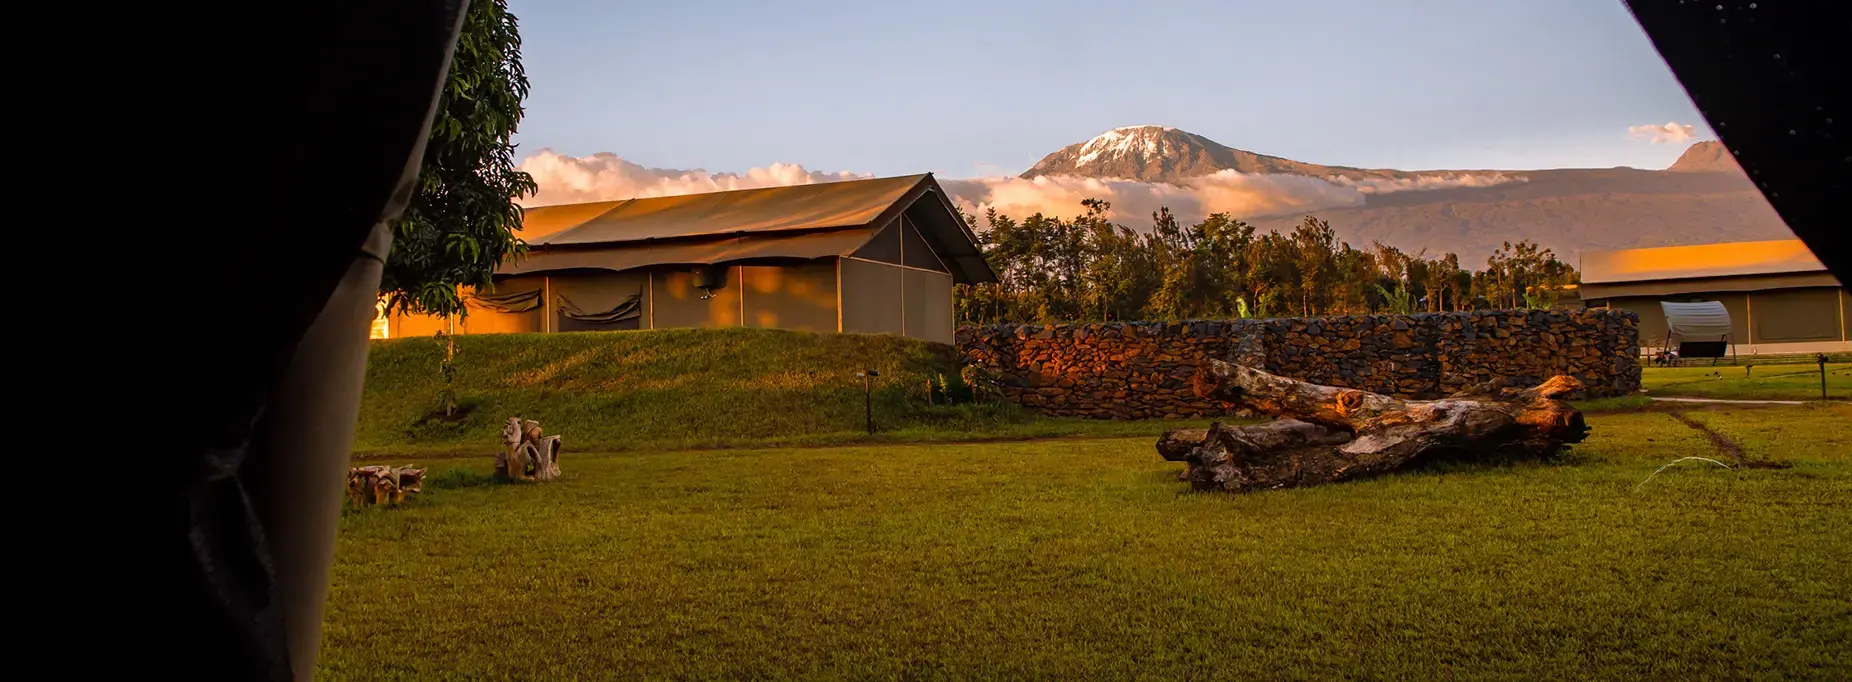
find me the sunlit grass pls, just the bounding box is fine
[357,328,1214,457]
[321,404,1852,680]
[1642,362,1849,401]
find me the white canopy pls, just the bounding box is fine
[1660,301,1733,340]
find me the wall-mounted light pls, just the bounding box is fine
[696,265,728,300]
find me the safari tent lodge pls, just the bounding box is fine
[374,174,996,345]
[1579,239,1848,356]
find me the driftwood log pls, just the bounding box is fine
[347,465,426,508]
[1159,360,1589,492]
[499,417,563,482]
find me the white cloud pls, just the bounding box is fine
[518,150,1519,227]
[1628,121,1697,144]
[518,149,871,207]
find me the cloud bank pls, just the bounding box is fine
[518,149,1518,227]
[1628,121,1697,144]
[519,150,872,206]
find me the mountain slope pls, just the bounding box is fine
[1021,125,1431,183]
[1023,127,1791,260]
[1666,140,1744,173]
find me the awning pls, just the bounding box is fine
[496,227,878,276]
[1660,300,1733,339]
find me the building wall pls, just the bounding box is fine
[1843,289,1851,339]
[1609,292,1748,348]
[387,309,451,338]
[1596,285,1847,353]
[1752,288,1842,342]
[958,310,1643,419]
[840,215,955,343]
[551,270,648,332]
[742,262,838,332]
[840,258,903,335]
[650,266,742,329]
[903,268,954,344]
[463,275,546,335]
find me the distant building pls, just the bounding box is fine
[1579,239,1847,355]
[375,174,996,345]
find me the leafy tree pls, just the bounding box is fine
[952,199,1580,325]
[376,0,536,414]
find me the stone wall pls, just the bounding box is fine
[956,309,1641,419]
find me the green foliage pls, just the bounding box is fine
[956,200,1576,324]
[380,0,538,318]
[320,405,1852,679]
[1375,281,1415,314]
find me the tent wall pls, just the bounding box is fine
[1843,289,1851,340]
[550,270,648,333]
[1608,292,1748,347]
[1751,288,1843,342]
[903,268,954,344]
[900,217,949,273]
[650,266,742,329]
[1592,285,1848,353]
[388,310,451,338]
[741,262,838,332]
[840,258,904,335]
[851,218,901,263]
[463,275,545,335]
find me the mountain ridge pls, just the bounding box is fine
[1020,126,1790,260]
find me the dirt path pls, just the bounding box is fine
[1664,410,1789,469]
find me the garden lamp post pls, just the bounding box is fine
[1818,354,1830,400]
[856,369,880,434]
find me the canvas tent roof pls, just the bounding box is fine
[497,228,880,277]
[504,174,997,284]
[1581,239,1828,284]
[1660,301,1734,339]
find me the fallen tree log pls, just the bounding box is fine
[1161,361,1589,492]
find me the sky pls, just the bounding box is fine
[509,0,1714,180]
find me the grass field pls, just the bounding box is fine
[321,400,1852,680]
[1641,363,1850,401]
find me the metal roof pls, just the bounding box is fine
[1580,239,1829,284]
[519,174,927,246]
[502,174,997,284]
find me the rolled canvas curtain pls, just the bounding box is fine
[557,291,641,324]
[466,288,542,313]
[1660,301,1732,339]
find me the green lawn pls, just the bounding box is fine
[320,402,1852,680]
[1642,363,1850,401]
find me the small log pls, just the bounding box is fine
[347,465,425,508]
[1159,361,1590,493]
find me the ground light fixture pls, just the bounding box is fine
[1817,354,1830,400]
[855,369,880,434]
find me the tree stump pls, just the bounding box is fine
[499,417,563,482]
[346,465,426,508]
[1159,360,1589,492]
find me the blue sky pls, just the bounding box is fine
[509,0,1712,177]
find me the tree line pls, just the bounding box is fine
[953,200,1577,326]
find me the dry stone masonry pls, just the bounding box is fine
[956,309,1640,419]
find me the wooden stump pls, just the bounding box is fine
[1159,360,1589,493]
[499,417,563,482]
